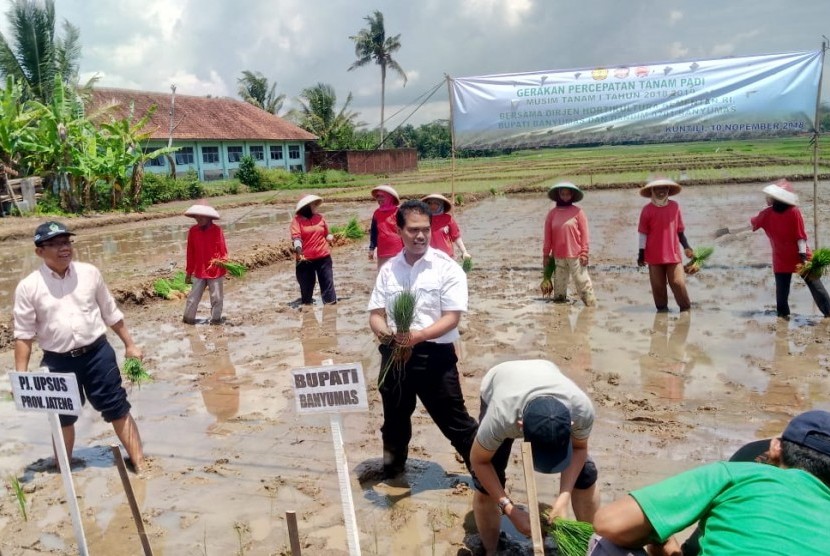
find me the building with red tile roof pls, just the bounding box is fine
[88,88,317,180]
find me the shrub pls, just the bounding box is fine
[236,155,262,191]
[142,171,205,205]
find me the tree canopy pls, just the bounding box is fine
[237,70,286,115]
[0,0,82,104]
[348,10,406,147]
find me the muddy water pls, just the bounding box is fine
[2,183,830,555]
[0,202,374,314]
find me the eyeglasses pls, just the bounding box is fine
[41,239,74,249]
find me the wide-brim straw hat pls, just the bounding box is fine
[184,204,220,219]
[547,182,584,203]
[296,194,323,213]
[762,182,799,206]
[639,178,682,198]
[371,185,400,203]
[421,193,453,213]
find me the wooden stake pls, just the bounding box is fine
[286,510,302,555]
[110,445,154,556]
[520,442,545,555]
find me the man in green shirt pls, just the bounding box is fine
[593,410,830,555]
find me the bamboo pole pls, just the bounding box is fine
[446,74,457,201]
[813,42,827,248]
[520,442,545,555]
[110,445,154,556]
[286,511,302,555]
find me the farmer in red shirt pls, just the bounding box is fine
[368,185,403,268]
[543,182,596,306]
[183,204,228,324]
[422,193,471,261]
[749,180,830,319]
[290,195,337,305]
[637,179,694,312]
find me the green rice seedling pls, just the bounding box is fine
[8,475,27,521]
[546,517,594,556]
[331,217,365,240]
[798,247,830,279]
[684,246,715,275]
[462,257,473,273]
[123,357,152,386]
[169,270,190,292]
[378,288,417,388]
[211,258,247,278]
[153,278,172,299]
[540,258,556,297]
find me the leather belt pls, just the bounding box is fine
[44,335,106,358]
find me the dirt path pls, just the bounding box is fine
[1,182,830,555]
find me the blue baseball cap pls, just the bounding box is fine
[34,221,75,246]
[522,396,573,473]
[782,410,830,456]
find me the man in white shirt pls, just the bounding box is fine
[13,221,146,473]
[470,359,599,555]
[368,200,478,479]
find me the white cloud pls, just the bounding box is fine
[668,41,690,59]
[461,0,533,28]
[669,10,684,25]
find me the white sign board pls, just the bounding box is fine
[292,362,368,414]
[9,371,82,416]
[450,50,823,148]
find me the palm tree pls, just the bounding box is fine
[295,83,363,149]
[238,70,286,115]
[0,0,82,104]
[348,10,406,148]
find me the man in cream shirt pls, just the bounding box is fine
[14,221,146,473]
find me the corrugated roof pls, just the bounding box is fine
[88,87,317,142]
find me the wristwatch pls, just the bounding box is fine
[497,496,513,515]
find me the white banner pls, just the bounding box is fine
[450,50,824,149]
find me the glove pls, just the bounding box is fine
[294,245,302,255]
[637,249,645,267]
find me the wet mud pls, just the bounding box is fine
[2,181,830,555]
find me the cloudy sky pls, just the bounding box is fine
[5,0,829,130]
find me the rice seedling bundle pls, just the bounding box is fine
[153,270,191,299]
[123,357,152,387]
[684,246,714,275]
[798,247,830,280]
[331,217,365,240]
[462,257,473,273]
[378,288,417,388]
[546,518,594,556]
[540,258,556,298]
[210,258,246,277]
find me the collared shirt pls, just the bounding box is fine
[13,262,124,352]
[367,246,467,344]
[476,359,595,452]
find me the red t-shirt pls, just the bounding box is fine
[751,205,810,273]
[543,205,590,259]
[290,214,331,260]
[372,206,403,258]
[429,213,461,257]
[186,223,228,279]
[638,201,685,264]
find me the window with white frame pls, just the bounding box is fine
[270,145,284,160]
[249,145,264,161]
[202,146,220,164]
[143,148,165,167]
[227,146,243,163]
[175,146,194,165]
[288,145,301,160]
